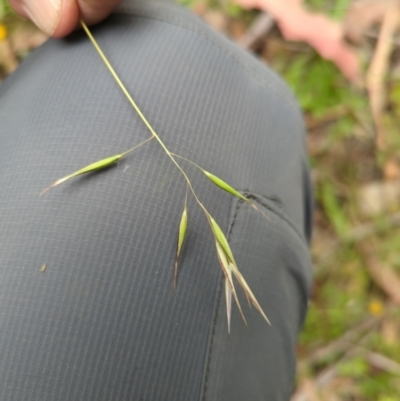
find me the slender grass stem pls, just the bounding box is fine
[80,21,210,219]
[120,136,155,157]
[171,153,204,172]
[80,21,156,142]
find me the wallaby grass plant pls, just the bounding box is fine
[40,21,270,333]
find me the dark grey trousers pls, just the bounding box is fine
[0,1,313,399]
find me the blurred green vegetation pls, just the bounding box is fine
[305,0,352,19]
[259,1,400,399]
[0,0,13,20]
[281,53,366,118]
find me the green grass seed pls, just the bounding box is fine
[174,205,188,290]
[209,216,236,264]
[203,170,248,202]
[40,154,123,195]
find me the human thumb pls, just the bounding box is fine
[9,0,121,38]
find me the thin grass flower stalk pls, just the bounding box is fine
[41,20,270,332]
[171,153,270,221]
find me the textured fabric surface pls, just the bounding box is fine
[0,1,312,400]
[202,196,311,401]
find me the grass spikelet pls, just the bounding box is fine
[212,216,269,327]
[209,216,236,265]
[204,171,270,221]
[174,203,188,290]
[230,262,271,325]
[225,278,232,333]
[203,170,248,202]
[40,136,154,196]
[170,154,248,203]
[171,153,270,222]
[216,241,246,329]
[40,263,47,272]
[40,154,123,195]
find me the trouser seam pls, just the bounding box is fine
[199,194,310,401]
[200,196,241,401]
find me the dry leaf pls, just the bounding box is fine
[202,10,228,32]
[234,0,361,83]
[0,21,47,76]
[10,26,47,53]
[383,159,400,180]
[381,318,398,345]
[357,180,400,216]
[0,39,18,74]
[344,0,396,43]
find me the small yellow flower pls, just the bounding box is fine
[368,300,384,316]
[0,24,7,41]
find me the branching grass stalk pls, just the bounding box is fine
[65,21,272,330]
[39,21,269,331]
[81,24,183,181]
[120,136,155,157]
[171,153,270,221]
[79,21,219,226]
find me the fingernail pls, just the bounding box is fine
[22,0,62,35]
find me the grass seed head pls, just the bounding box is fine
[230,264,271,325]
[174,205,188,290]
[225,277,232,333]
[40,154,123,195]
[209,216,236,265]
[203,170,248,202]
[203,170,270,221]
[216,241,247,328]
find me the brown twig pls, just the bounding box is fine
[366,5,400,153]
[359,242,400,304]
[313,211,400,267]
[354,346,400,376]
[304,315,383,365]
[293,329,375,400]
[238,12,275,49]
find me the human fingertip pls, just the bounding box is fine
[21,0,62,35]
